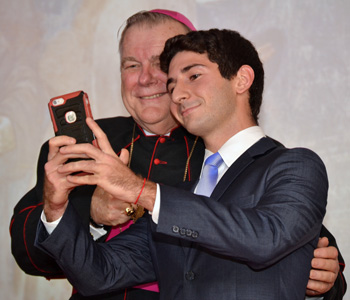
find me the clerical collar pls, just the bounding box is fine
[142,128,171,137]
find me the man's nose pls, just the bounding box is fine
[171,81,190,104]
[138,65,159,86]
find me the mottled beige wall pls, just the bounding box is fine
[1,0,349,299]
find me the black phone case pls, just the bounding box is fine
[48,91,96,145]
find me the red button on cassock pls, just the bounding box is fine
[154,158,160,165]
[159,137,166,143]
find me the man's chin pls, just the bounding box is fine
[181,121,201,136]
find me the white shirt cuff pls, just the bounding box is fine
[41,211,61,234]
[89,225,107,240]
[151,184,161,224]
[41,210,106,241]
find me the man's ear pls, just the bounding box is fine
[235,65,255,94]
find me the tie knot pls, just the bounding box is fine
[205,152,223,168]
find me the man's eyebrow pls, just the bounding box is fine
[166,64,205,90]
[150,55,160,63]
[121,55,160,67]
[182,63,204,73]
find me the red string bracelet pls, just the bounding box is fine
[135,178,146,204]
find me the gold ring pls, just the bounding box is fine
[125,205,135,216]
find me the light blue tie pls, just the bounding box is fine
[196,152,223,197]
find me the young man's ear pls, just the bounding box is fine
[235,65,255,94]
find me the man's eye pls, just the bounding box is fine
[190,74,200,80]
[123,64,139,70]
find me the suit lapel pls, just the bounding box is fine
[211,137,277,200]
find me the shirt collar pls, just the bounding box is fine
[203,126,266,169]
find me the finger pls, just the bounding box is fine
[86,118,116,156]
[48,135,76,160]
[57,159,97,175]
[317,236,329,248]
[314,245,338,260]
[306,278,333,295]
[45,151,79,176]
[306,288,326,297]
[309,267,337,282]
[311,257,340,274]
[60,143,102,161]
[62,153,91,160]
[306,288,319,296]
[66,173,97,186]
[46,153,93,178]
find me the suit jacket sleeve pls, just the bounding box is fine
[35,203,156,297]
[157,146,328,269]
[9,141,95,278]
[320,225,347,300]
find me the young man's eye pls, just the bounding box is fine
[190,74,200,80]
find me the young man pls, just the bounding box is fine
[35,29,345,299]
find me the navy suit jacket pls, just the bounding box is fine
[36,137,328,300]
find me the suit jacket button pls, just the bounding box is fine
[186,229,192,237]
[192,231,199,239]
[172,226,179,233]
[180,228,186,235]
[185,271,195,281]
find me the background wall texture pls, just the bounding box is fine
[1,0,349,299]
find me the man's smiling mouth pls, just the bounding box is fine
[181,103,200,117]
[140,93,167,100]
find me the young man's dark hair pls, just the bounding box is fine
[160,29,264,123]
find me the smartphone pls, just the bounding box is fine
[48,90,98,147]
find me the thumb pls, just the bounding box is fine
[119,148,130,165]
